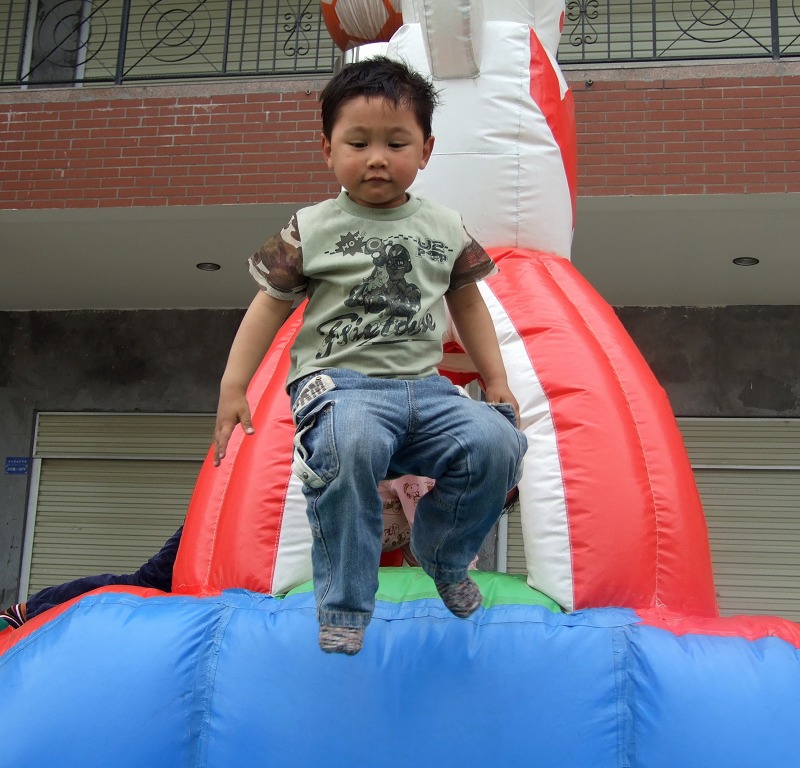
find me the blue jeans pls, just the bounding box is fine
[289,369,527,629]
[25,526,183,619]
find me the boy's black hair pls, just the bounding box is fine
[320,56,439,139]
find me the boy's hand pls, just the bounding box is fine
[213,388,254,466]
[445,285,522,427]
[210,291,294,467]
[484,381,521,428]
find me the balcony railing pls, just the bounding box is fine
[560,0,800,64]
[1,0,798,89]
[1,0,338,87]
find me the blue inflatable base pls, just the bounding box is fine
[1,574,799,767]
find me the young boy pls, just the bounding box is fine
[213,57,527,655]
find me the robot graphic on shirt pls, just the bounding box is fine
[345,238,421,318]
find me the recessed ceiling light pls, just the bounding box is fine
[196,262,221,271]
[732,257,759,267]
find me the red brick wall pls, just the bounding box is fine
[2,69,799,209]
[0,85,340,209]
[569,72,800,196]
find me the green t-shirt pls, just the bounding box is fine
[249,192,496,386]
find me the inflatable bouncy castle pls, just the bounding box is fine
[2,2,799,765]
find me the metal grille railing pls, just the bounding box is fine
[2,0,338,87]
[561,0,800,63]
[1,0,799,88]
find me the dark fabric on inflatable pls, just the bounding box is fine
[25,526,183,619]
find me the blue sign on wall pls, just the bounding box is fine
[5,457,31,475]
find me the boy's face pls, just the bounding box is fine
[321,96,434,209]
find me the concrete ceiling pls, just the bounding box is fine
[573,193,800,307]
[1,193,798,311]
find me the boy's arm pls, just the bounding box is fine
[445,283,521,425]
[213,290,294,465]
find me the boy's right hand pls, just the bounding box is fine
[210,291,294,466]
[213,388,254,466]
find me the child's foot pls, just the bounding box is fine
[0,603,26,630]
[318,625,365,655]
[435,576,482,618]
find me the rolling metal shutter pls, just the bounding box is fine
[678,418,800,622]
[22,413,214,598]
[504,500,526,576]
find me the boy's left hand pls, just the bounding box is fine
[484,381,521,428]
[445,283,521,426]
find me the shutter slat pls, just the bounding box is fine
[35,413,215,458]
[678,418,800,466]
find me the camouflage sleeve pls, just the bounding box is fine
[448,226,498,292]
[247,214,308,303]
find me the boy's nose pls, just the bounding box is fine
[366,150,388,167]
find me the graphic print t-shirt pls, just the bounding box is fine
[249,192,496,385]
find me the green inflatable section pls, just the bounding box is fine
[285,567,562,612]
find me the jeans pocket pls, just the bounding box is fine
[291,372,336,422]
[487,402,518,429]
[292,400,339,489]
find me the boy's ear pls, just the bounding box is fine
[321,133,333,167]
[419,135,435,169]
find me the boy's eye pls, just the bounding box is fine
[389,142,406,149]
[349,141,366,148]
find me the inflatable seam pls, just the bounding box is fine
[612,624,636,768]
[187,601,236,768]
